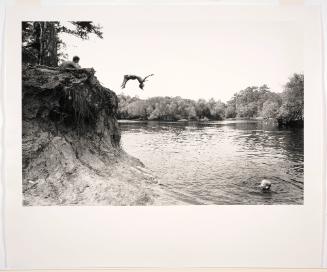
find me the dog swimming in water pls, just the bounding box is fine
[259,179,272,192]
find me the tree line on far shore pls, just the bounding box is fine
[118,73,304,126]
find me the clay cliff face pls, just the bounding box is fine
[22,65,180,205]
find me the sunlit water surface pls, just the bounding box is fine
[119,120,303,205]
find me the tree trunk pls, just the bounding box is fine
[38,22,58,67]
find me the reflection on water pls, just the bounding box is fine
[119,120,304,205]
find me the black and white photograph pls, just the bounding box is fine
[22,12,304,206]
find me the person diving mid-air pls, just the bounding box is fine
[121,74,154,90]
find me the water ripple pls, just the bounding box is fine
[120,120,304,205]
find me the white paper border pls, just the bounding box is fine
[2,4,325,269]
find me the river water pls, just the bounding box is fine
[119,120,303,205]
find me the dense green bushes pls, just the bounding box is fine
[277,73,304,126]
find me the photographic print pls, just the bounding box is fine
[22,11,304,206]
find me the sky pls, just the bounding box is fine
[59,6,303,102]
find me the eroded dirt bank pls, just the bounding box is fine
[22,65,181,205]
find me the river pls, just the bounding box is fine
[119,120,304,205]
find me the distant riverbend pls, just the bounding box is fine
[119,120,304,205]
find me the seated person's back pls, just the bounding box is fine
[59,56,81,69]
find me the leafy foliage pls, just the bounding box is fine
[261,100,280,119]
[59,22,103,39]
[118,95,226,121]
[277,73,304,125]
